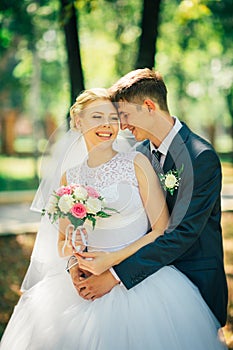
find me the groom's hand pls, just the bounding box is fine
[69,264,91,294]
[76,270,120,300]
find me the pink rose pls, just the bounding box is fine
[86,186,100,198]
[56,186,72,196]
[70,203,87,219]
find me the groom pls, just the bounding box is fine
[71,68,228,327]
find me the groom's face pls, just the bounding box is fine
[117,101,152,142]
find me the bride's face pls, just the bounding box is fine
[78,99,119,149]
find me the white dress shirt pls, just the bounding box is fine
[150,116,182,166]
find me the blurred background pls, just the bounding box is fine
[0,0,232,347]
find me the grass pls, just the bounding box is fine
[0,212,233,347]
[0,156,39,179]
[0,175,39,191]
[0,156,39,191]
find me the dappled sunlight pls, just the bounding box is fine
[16,233,36,254]
[222,163,233,185]
[0,233,36,338]
[223,239,233,269]
[221,211,233,349]
[9,283,22,297]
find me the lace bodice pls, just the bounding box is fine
[67,152,138,193]
[66,152,149,251]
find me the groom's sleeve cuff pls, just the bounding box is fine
[110,267,122,284]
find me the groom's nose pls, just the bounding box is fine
[119,114,128,130]
[120,121,128,130]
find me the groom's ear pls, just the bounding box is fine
[143,99,156,112]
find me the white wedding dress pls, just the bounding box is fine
[0,152,226,350]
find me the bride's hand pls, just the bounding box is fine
[75,251,116,275]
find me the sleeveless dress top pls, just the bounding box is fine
[66,152,149,251]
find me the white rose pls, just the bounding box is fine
[73,186,88,201]
[86,197,102,214]
[164,174,177,189]
[58,194,74,213]
[46,195,58,214]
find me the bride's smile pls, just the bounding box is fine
[95,131,113,140]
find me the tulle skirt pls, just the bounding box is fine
[0,266,227,350]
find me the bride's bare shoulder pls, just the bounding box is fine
[134,152,152,169]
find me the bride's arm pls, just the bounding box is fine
[134,153,169,241]
[77,153,169,275]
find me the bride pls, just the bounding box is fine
[0,88,226,349]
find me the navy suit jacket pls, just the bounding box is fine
[113,123,228,327]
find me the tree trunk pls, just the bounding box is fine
[30,49,41,180]
[60,0,84,106]
[135,0,162,69]
[1,110,16,155]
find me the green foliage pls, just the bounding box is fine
[0,175,38,191]
[156,0,233,148]
[0,156,38,191]
[0,0,69,115]
[0,0,232,161]
[77,0,142,86]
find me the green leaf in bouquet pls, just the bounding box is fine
[103,207,119,213]
[87,215,96,229]
[54,212,62,221]
[67,214,85,229]
[97,211,111,218]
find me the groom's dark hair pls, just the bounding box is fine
[109,68,169,112]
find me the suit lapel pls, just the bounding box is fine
[162,151,174,173]
[136,140,151,159]
[162,123,191,210]
[136,124,191,211]
[137,140,163,175]
[137,124,191,174]
[163,123,190,173]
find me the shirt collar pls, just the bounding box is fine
[150,116,182,156]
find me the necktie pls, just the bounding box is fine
[151,150,163,174]
[152,150,162,162]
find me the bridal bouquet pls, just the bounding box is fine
[42,184,115,230]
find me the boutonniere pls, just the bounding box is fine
[159,164,184,196]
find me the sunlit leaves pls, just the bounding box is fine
[177,0,210,24]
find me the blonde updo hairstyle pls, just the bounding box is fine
[70,88,112,130]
